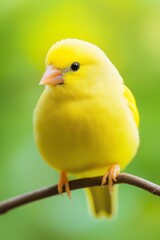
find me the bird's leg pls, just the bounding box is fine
[58,171,71,198]
[101,164,120,194]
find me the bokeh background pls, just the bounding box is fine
[0,0,160,239]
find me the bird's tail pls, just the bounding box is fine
[85,185,118,218]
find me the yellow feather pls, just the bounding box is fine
[85,186,118,218]
[123,85,140,128]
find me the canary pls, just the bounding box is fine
[34,39,139,217]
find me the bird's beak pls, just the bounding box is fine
[39,65,64,86]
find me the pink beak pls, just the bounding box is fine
[39,65,64,86]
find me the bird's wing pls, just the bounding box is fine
[123,85,139,128]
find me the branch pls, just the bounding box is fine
[0,173,159,215]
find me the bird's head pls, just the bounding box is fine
[40,39,121,99]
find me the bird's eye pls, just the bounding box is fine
[70,62,80,71]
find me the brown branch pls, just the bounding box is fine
[0,173,159,215]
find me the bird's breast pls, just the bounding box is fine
[34,89,139,174]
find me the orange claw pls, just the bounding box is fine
[58,171,71,198]
[101,164,120,194]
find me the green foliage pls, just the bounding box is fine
[0,0,160,239]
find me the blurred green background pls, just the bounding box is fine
[0,0,160,239]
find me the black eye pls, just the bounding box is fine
[70,62,80,71]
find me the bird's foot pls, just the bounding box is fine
[58,171,71,198]
[101,164,120,194]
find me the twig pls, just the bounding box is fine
[0,173,159,215]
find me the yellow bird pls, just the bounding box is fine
[34,39,139,217]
